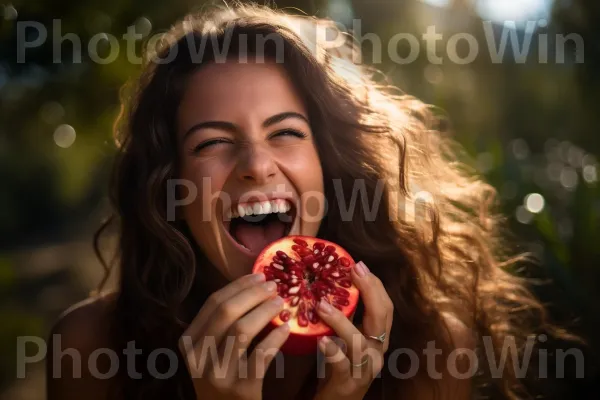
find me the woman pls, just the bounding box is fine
[47,3,559,399]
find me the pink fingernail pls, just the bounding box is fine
[354,261,367,277]
[318,300,333,314]
[359,261,370,273]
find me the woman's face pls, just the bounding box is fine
[176,59,325,281]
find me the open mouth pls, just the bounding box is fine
[223,199,297,255]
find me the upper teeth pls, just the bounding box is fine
[226,199,292,219]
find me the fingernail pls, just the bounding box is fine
[273,296,284,305]
[354,261,367,277]
[265,281,277,292]
[318,336,329,353]
[318,299,333,314]
[253,273,265,282]
[359,261,370,273]
[280,322,290,333]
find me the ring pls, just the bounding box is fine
[351,356,369,368]
[366,332,386,345]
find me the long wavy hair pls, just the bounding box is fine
[93,2,569,399]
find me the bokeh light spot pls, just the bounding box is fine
[511,138,530,160]
[516,206,534,224]
[53,124,76,148]
[525,193,545,214]
[583,165,598,184]
[560,167,578,190]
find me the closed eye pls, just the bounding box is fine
[269,129,308,140]
[191,138,232,154]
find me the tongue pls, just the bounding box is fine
[233,219,287,253]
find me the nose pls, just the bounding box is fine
[234,144,278,185]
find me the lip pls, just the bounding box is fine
[220,194,299,257]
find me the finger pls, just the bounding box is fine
[315,299,368,366]
[183,273,266,340]
[202,280,278,344]
[247,321,291,380]
[318,336,350,381]
[221,296,285,382]
[189,280,278,372]
[351,261,388,350]
[370,273,394,353]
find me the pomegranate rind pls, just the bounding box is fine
[252,235,359,355]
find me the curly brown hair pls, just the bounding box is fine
[93,2,572,399]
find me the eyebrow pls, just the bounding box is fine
[182,111,310,141]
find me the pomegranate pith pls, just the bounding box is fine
[252,235,359,355]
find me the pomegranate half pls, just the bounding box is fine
[252,235,359,355]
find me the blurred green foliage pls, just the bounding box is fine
[1,0,599,397]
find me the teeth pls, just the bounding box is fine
[227,199,293,219]
[262,201,272,214]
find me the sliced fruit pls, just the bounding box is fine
[252,235,359,355]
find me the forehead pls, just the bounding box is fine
[177,60,307,130]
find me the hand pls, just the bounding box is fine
[178,273,291,400]
[314,261,394,400]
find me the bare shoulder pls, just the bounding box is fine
[50,291,118,349]
[47,292,121,400]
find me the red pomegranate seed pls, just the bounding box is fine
[273,256,283,264]
[296,247,311,257]
[333,287,350,297]
[339,257,351,267]
[314,242,325,251]
[288,286,301,295]
[293,238,309,247]
[324,245,335,254]
[279,310,291,322]
[283,258,295,266]
[298,313,309,327]
[324,279,336,288]
[276,250,288,259]
[270,262,284,270]
[338,279,352,288]
[307,309,320,324]
[333,296,350,306]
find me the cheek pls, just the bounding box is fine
[180,158,231,230]
[281,145,325,223]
